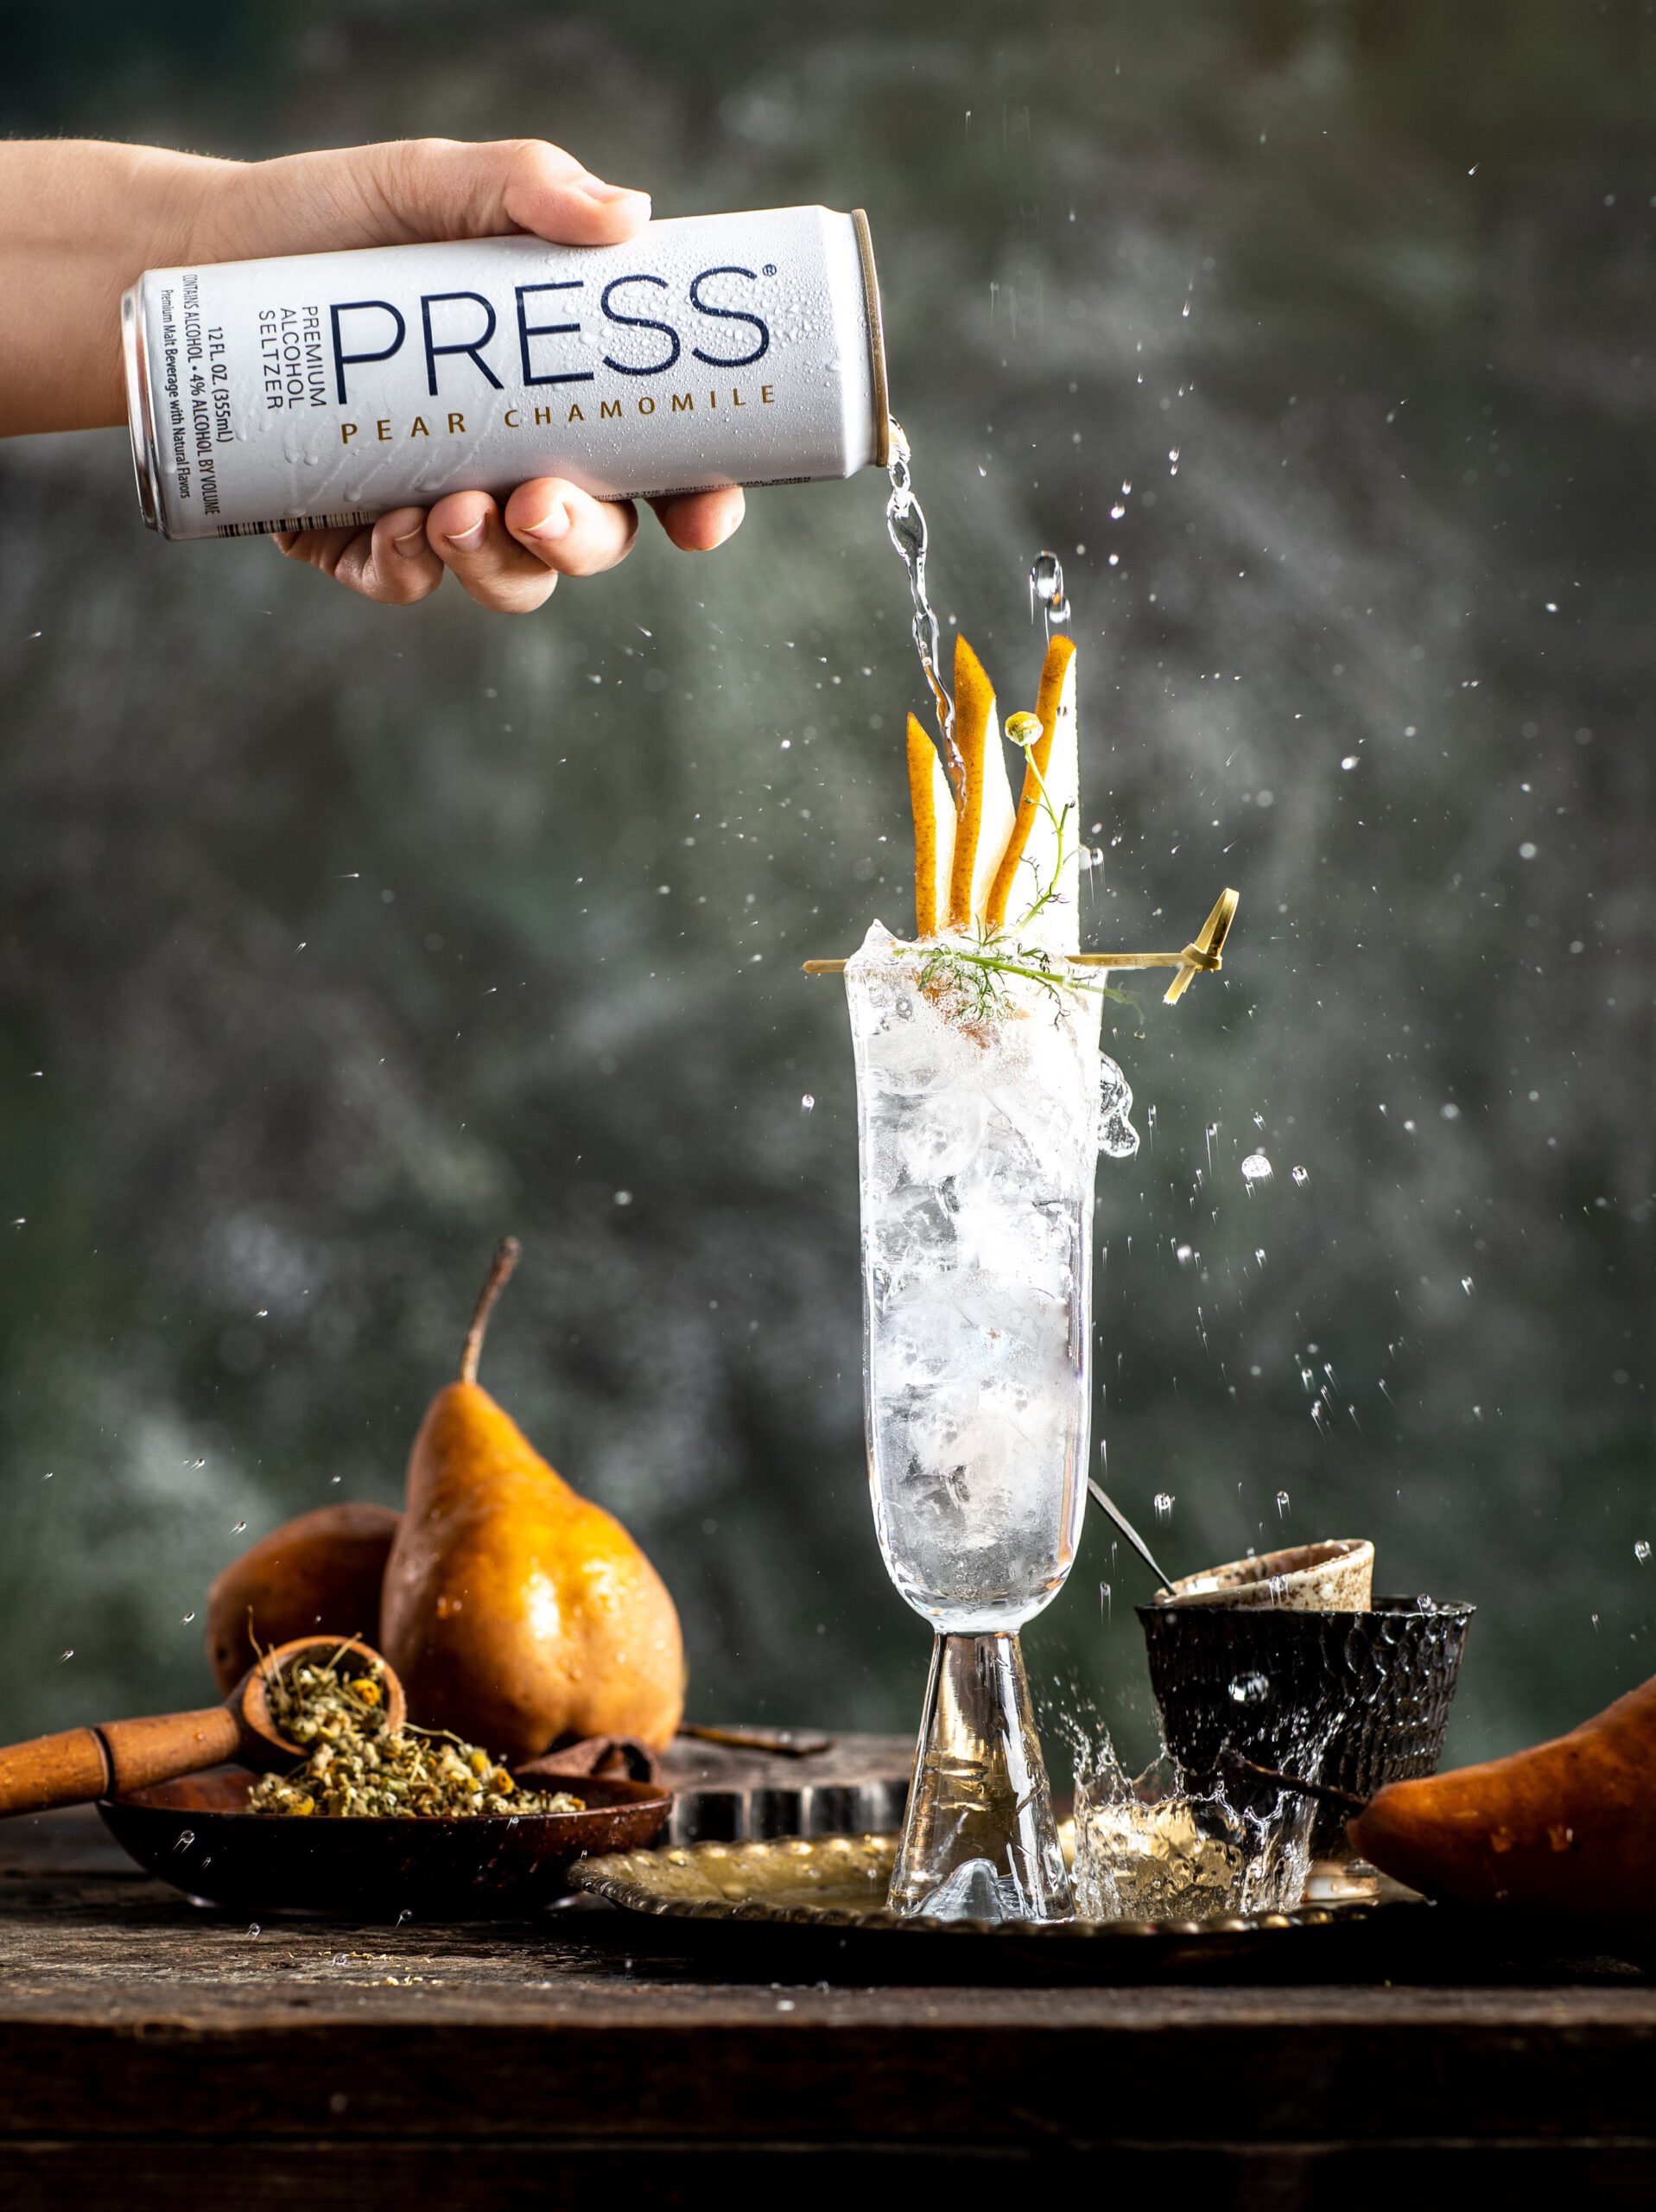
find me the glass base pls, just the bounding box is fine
[889,1630,1072,1923]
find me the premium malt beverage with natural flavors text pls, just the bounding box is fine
[123,206,888,540]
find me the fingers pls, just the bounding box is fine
[273,478,739,614]
[501,480,639,577]
[272,505,442,605]
[649,486,747,553]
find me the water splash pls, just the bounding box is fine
[1098,1053,1141,1160]
[885,419,956,774]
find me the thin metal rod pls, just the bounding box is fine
[1087,1478,1176,1592]
[1218,1748,1368,1816]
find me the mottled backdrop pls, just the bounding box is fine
[2,0,1651,1768]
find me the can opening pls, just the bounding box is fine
[852,210,891,471]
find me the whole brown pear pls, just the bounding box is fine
[205,1502,401,1695]
[379,1239,685,1760]
[1350,1672,1656,1930]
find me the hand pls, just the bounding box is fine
[0,137,745,612]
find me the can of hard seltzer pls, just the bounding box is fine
[123,206,889,541]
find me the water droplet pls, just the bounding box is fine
[1341,754,1360,771]
[1291,1165,1309,1186]
[1252,1111,1265,1128]
[800,1093,815,1113]
[1153,1491,1174,1521]
[1097,1054,1140,1160]
[1175,1243,1194,1267]
[181,1611,196,1624]
[333,1952,349,1967]
[1275,1489,1290,1517]
[1488,1826,1514,1855]
[1228,1671,1269,1705]
[59,1649,74,1662]
[1461,1276,1475,1295]
[1253,1249,1266,1268]
[1029,550,1070,633]
[1636,1539,1651,1565]
[612,1190,633,1206]
[1240,1152,1272,1187]
[1099,1581,1112,1623]
[232,1521,247,1535]
[246,1923,263,1938]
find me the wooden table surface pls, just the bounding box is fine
[2,1732,1653,2206]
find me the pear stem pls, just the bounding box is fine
[460,1236,521,1385]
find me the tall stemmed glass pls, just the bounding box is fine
[846,927,1101,1921]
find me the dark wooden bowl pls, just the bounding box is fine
[97,1764,672,1919]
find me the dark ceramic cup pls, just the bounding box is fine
[1137,1595,1474,1855]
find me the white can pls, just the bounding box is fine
[122,205,889,542]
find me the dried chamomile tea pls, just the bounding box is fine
[248,1647,585,1820]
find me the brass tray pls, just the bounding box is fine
[574,1832,1426,1974]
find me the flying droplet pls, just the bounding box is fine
[1461,1275,1475,1294]
[1240,1152,1272,1187]
[1636,1540,1652,1566]
[800,1094,815,1113]
[1291,1166,1309,1186]
[1029,550,1069,631]
[1097,1054,1140,1160]
[1275,1488,1290,1517]
[1153,1491,1174,1520]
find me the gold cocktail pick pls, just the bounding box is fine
[803,887,1239,1007]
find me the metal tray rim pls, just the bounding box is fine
[573,1832,1421,1942]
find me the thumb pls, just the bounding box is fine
[231,137,651,258]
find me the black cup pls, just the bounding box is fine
[1137,1595,1474,1855]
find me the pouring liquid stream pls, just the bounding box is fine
[885,418,958,782]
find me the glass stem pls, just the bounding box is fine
[889,1630,1072,1922]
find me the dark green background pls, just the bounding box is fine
[1,0,1651,1770]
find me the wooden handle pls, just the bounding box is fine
[98,1707,242,1793]
[0,1727,111,1816]
[0,1704,242,1819]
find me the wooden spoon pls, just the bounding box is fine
[0,1635,406,1818]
